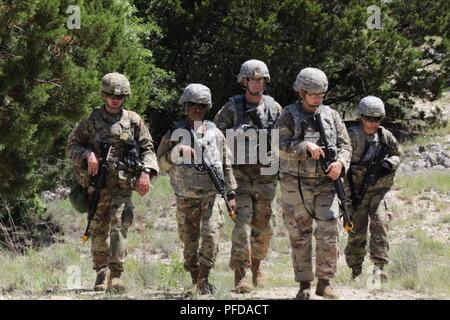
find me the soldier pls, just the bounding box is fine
[214,59,282,293]
[157,84,237,295]
[66,72,159,293]
[344,96,402,281]
[276,67,352,300]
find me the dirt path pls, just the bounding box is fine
[2,284,447,300]
[240,285,446,300]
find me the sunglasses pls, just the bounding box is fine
[107,94,125,100]
[187,102,208,110]
[364,116,383,123]
[305,91,326,98]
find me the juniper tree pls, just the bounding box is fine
[0,0,174,216]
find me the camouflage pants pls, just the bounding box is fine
[89,188,134,274]
[345,188,391,269]
[176,194,224,272]
[230,169,277,270]
[280,173,339,282]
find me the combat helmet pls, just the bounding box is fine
[178,83,212,109]
[358,96,386,118]
[293,67,328,93]
[237,59,271,83]
[101,72,131,96]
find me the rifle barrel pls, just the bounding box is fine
[190,128,237,222]
[314,113,354,232]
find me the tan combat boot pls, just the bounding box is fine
[374,265,389,283]
[197,264,216,295]
[295,281,311,300]
[93,267,108,292]
[234,267,252,294]
[316,279,339,299]
[251,259,266,288]
[107,270,126,293]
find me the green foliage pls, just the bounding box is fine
[387,230,450,294]
[0,195,63,252]
[0,0,175,201]
[141,0,449,125]
[1,0,450,224]
[403,120,450,147]
[396,172,450,198]
[390,242,419,280]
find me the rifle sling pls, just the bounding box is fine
[297,176,337,222]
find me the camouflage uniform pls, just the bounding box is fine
[276,68,352,299]
[157,119,236,276]
[277,103,352,281]
[214,60,282,286]
[215,97,282,271]
[66,73,159,287]
[158,83,237,294]
[344,96,402,275]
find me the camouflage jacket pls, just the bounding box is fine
[157,119,237,199]
[275,102,352,178]
[66,106,159,190]
[347,124,402,192]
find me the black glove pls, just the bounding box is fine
[377,160,393,178]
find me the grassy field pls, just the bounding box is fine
[1,168,449,299]
[402,120,450,148]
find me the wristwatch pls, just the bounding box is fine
[142,167,152,175]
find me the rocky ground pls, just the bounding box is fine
[398,136,450,174]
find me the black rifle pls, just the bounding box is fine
[314,113,354,233]
[189,127,237,222]
[82,141,112,243]
[116,138,143,174]
[351,130,389,210]
[245,106,272,153]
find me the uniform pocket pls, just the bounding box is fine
[121,203,134,229]
[280,175,301,206]
[304,130,321,175]
[73,165,91,189]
